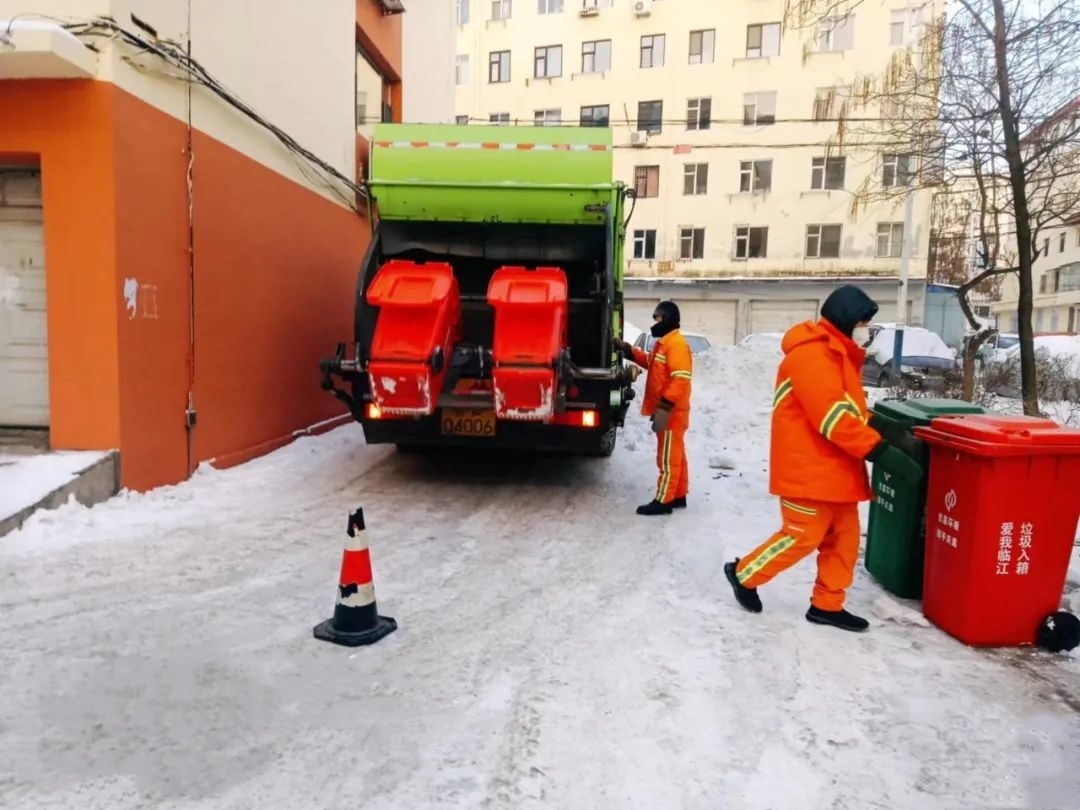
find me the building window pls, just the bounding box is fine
[890,9,906,45]
[740,160,772,193]
[633,229,657,260]
[679,227,705,260]
[356,90,367,129]
[455,115,470,125]
[489,50,511,83]
[882,153,913,187]
[637,100,663,134]
[743,92,777,126]
[582,39,612,73]
[877,223,904,258]
[535,45,563,78]
[456,55,470,85]
[687,97,711,130]
[806,224,842,258]
[813,86,850,120]
[683,163,708,195]
[490,112,510,124]
[457,0,470,25]
[534,108,561,126]
[746,22,781,58]
[634,165,660,198]
[491,0,512,21]
[537,0,563,13]
[580,104,610,127]
[735,226,769,259]
[817,15,855,52]
[1060,232,1067,253]
[689,29,715,64]
[640,34,665,68]
[811,156,846,189]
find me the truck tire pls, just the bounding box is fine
[585,426,618,458]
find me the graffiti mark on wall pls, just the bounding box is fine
[122,278,160,320]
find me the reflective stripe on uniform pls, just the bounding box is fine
[738,535,797,584]
[781,499,818,516]
[773,378,793,410]
[653,353,668,365]
[820,401,862,439]
[656,430,674,502]
[671,370,692,379]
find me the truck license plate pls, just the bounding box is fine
[441,409,496,438]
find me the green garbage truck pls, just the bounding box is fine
[319,122,638,456]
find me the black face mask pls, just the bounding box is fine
[651,320,677,338]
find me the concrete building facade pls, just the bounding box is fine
[0,0,403,490]
[453,0,938,341]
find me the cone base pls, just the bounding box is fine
[313,615,398,647]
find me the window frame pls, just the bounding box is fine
[810,156,846,190]
[686,97,712,131]
[637,99,664,134]
[689,29,716,64]
[634,165,660,198]
[679,227,706,260]
[876,222,905,258]
[581,39,612,73]
[805,224,843,259]
[742,91,777,126]
[683,163,709,196]
[734,225,769,260]
[633,228,658,260]
[640,34,666,68]
[534,44,563,79]
[488,50,511,83]
[739,159,773,193]
[745,22,781,58]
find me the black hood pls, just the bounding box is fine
[820,285,879,337]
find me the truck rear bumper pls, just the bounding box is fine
[361,415,613,454]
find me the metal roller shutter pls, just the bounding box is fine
[0,169,48,427]
[748,299,818,335]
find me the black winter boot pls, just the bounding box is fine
[636,499,673,516]
[724,559,762,613]
[806,606,869,632]
[670,496,687,509]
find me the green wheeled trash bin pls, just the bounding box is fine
[864,397,986,599]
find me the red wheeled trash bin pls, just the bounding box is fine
[914,414,1080,647]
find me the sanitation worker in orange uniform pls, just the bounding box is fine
[615,301,693,516]
[724,285,922,632]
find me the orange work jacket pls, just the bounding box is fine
[631,329,693,422]
[769,319,881,503]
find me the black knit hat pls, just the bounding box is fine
[1036,611,1080,653]
[820,285,879,337]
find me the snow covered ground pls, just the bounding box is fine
[1,340,1078,809]
[0,449,110,519]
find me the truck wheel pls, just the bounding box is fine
[586,426,618,458]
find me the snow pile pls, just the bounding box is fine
[869,326,955,364]
[0,450,110,519]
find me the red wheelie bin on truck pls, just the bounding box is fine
[914,414,1080,647]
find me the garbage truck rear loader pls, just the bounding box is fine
[319,123,638,456]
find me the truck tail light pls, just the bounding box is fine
[366,402,383,420]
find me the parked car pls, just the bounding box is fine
[737,332,784,351]
[973,331,1019,367]
[860,325,959,389]
[632,330,712,355]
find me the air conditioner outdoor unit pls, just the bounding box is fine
[632,0,652,17]
[630,130,649,146]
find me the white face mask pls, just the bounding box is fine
[852,326,871,347]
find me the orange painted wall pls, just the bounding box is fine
[356,0,403,80]
[185,125,368,470]
[111,89,192,489]
[0,80,123,451]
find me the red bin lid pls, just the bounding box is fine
[926,414,1080,447]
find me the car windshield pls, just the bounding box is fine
[997,335,1019,349]
[685,336,711,353]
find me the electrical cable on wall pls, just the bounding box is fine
[64,16,368,211]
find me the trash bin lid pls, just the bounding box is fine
[872,397,985,426]
[915,414,1080,456]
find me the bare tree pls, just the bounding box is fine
[785,0,1080,413]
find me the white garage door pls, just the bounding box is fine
[0,170,49,427]
[874,299,914,325]
[749,299,818,335]
[679,300,738,346]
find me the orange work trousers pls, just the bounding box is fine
[654,423,689,504]
[735,498,861,611]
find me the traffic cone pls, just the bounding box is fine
[313,508,397,647]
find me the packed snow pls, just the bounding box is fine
[1,337,1078,809]
[0,449,110,519]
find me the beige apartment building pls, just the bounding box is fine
[453,0,939,342]
[991,218,1080,334]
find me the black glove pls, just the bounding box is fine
[652,402,673,433]
[615,339,635,356]
[865,442,923,483]
[868,413,920,457]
